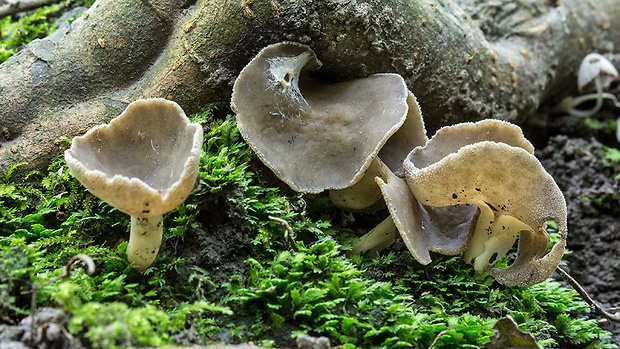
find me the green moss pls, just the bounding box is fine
[583,118,617,132]
[1,5,59,63]
[0,111,617,348]
[0,238,36,320]
[58,289,230,349]
[0,0,94,64]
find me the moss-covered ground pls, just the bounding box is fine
[1,3,618,348]
[1,0,95,63]
[0,112,616,348]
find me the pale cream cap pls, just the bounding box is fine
[65,98,203,218]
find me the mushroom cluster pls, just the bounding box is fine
[403,120,567,286]
[65,99,203,271]
[232,42,568,287]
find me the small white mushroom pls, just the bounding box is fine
[578,53,619,93]
[554,53,620,118]
[65,99,203,271]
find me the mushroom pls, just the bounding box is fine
[359,119,529,262]
[554,53,620,118]
[404,120,567,287]
[348,208,398,256]
[378,92,428,177]
[64,99,203,271]
[230,42,411,209]
[353,158,478,262]
[328,158,386,212]
[329,92,428,211]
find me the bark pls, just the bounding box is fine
[1,0,619,172]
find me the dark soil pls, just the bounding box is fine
[532,117,620,342]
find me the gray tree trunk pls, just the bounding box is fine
[1,0,619,172]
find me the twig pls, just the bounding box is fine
[29,280,37,346]
[268,215,299,252]
[22,254,95,347]
[113,311,133,347]
[22,253,96,297]
[20,253,129,345]
[555,266,620,323]
[44,253,95,286]
[0,0,63,18]
[428,330,449,349]
[89,253,131,266]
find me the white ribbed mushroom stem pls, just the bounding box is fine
[348,216,397,257]
[127,215,163,271]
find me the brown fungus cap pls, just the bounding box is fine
[408,119,534,169]
[231,42,410,193]
[65,99,203,218]
[404,132,567,286]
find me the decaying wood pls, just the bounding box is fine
[1,0,619,172]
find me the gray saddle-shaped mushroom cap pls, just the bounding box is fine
[65,98,203,218]
[404,120,567,287]
[231,42,410,193]
[378,92,428,176]
[328,92,427,212]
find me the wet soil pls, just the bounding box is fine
[531,116,620,342]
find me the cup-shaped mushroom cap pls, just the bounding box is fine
[404,141,567,287]
[231,42,410,193]
[375,159,477,265]
[65,99,203,218]
[418,204,479,256]
[577,53,619,93]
